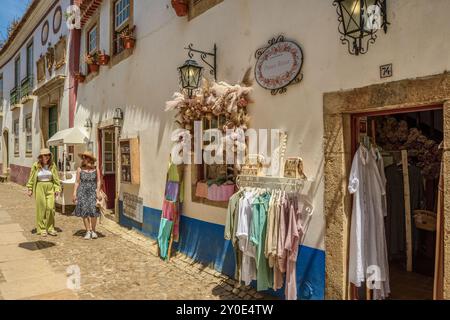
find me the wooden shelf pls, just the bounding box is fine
[120,138,140,185]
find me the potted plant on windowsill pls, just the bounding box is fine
[120,26,136,49]
[171,0,188,17]
[84,51,100,73]
[98,50,110,65]
[75,72,86,83]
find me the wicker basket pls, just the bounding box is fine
[413,210,437,232]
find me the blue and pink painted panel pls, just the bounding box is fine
[119,202,325,300]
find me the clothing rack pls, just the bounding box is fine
[235,175,306,193]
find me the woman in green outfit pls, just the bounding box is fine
[26,148,61,237]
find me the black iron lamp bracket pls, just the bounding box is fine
[184,43,217,81]
[333,0,389,56]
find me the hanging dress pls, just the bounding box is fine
[348,146,390,299]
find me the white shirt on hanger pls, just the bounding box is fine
[236,191,257,286]
[348,145,390,299]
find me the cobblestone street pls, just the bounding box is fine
[0,182,269,300]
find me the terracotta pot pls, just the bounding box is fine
[122,37,135,49]
[88,63,99,73]
[171,0,188,17]
[98,54,110,65]
[75,74,86,83]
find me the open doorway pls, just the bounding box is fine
[350,105,443,300]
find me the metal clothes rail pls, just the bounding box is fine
[235,175,306,193]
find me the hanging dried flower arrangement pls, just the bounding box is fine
[165,71,253,133]
[377,117,442,179]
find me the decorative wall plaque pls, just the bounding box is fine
[41,20,49,45]
[255,35,304,95]
[53,6,62,34]
[54,36,67,69]
[123,192,143,223]
[45,47,55,74]
[36,56,46,82]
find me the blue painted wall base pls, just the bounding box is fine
[119,201,325,300]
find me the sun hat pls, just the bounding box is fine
[38,148,52,157]
[78,151,97,162]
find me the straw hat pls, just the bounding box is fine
[78,151,97,162]
[38,148,52,157]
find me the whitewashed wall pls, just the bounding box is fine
[75,0,450,251]
[0,0,71,168]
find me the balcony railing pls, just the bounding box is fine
[20,75,33,99]
[10,87,19,106]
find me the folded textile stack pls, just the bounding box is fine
[195,180,235,202]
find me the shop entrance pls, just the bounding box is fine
[2,129,9,174]
[349,105,444,300]
[98,128,116,209]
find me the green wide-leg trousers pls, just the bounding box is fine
[35,182,56,234]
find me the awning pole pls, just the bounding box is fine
[63,144,67,214]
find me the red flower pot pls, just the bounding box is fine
[122,36,135,49]
[75,73,86,83]
[171,0,188,17]
[88,63,100,73]
[98,54,110,65]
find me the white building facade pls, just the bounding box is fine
[0,0,72,184]
[2,0,450,299]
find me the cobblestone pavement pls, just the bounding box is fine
[0,182,272,300]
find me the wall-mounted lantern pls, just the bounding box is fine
[333,0,389,55]
[178,60,203,98]
[84,118,93,129]
[113,108,124,127]
[178,44,217,97]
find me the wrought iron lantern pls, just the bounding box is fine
[84,118,93,129]
[113,107,124,126]
[178,44,217,97]
[178,59,203,97]
[333,0,388,55]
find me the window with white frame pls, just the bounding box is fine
[112,0,133,55]
[114,0,130,30]
[25,114,32,155]
[88,25,98,54]
[14,119,19,156]
[102,129,116,174]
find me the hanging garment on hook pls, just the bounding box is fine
[224,190,244,282]
[250,192,273,291]
[236,191,257,286]
[348,145,390,299]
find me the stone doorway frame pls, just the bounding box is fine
[323,72,450,300]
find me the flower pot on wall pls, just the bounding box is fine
[75,73,86,83]
[122,37,135,49]
[98,53,110,65]
[88,63,99,73]
[171,0,188,17]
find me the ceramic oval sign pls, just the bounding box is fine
[255,37,303,94]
